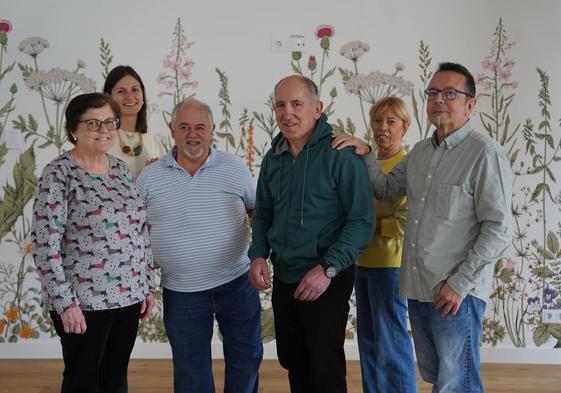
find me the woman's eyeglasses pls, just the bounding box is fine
[79,118,119,132]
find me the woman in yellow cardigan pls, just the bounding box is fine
[333,96,416,393]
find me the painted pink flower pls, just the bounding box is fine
[182,42,194,51]
[0,19,12,33]
[183,59,194,67]
[179,69,192,81]
[503,58,515,70]
[498,68,511,82]
[157,72,167,83]
[475,73,486,85]
[171,59,181,71]
[481,58,492,70]
[509,81,518,89]
[315,25,334,39]
[505,258,517,269]
[163,56,172,68]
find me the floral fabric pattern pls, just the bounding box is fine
[31,153,155,314]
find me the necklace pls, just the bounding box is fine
[116,129,143,157]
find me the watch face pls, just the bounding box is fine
[325,266,337,278]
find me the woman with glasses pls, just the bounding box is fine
[32,92,155,393]
[104,65,166,178]
[332,97,417,393]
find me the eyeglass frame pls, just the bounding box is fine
[78,117,120,132]
[424,88,474,101]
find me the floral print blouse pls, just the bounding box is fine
[32,152,155,314]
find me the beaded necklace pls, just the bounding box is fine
[116,129,144,157]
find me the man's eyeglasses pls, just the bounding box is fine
[79,118,119,132]
[424,88,474,101]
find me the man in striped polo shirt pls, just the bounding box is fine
[136,99,263,393]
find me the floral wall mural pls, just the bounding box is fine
[1,1,560,358]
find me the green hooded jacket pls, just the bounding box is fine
[248,113,375,283]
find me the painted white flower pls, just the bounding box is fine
[25,68,95,102]
[339,41,370,61]
[343,71,413,104]
[18,36,49,57]
[395,62,405,72]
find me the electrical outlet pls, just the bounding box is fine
[542,309,561,323]
[271,35,306,52]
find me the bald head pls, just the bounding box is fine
[274,75,319,103]
[170,98,214,126]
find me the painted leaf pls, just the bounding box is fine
[0,146,37,240]
[499,268,514,283]
[549,324,561,339]
[320,66,336,85]
[532,323,550,347]
[509,149,519,166]
[546,231,559,255]
[346,117,356,135]
[261,306,275,343]
[0,142,7,167]
[530,183,544,201]
[545,167,556,182]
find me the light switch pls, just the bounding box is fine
[271,35,307,52]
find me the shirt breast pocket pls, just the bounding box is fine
[432,183,474,220]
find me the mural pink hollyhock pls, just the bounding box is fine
[0,19,12,33]
[315,25,334,39]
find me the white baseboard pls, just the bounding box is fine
[1,341,560,364]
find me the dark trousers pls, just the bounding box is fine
[272,265,355,393]
[50,302,141,393]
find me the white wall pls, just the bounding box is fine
[1,0,561,363]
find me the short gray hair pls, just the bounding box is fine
[274,75,319,103]
[170,98,214,126]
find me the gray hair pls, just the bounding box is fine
[170,98,214,126]
[274,75,319,103]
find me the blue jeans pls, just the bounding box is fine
[163,273,263,393]
[354,266,417,393]
[408,295,486,393]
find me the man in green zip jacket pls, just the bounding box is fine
[248,75,374,393]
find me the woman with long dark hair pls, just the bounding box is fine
[104,65,166,178]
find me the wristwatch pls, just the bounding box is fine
[320,261,338,279]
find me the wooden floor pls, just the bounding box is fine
[1,359,560,392]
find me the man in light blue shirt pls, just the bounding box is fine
[136,99,262,393]
[335,62,513,393]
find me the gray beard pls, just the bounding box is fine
[181,146,205,160]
